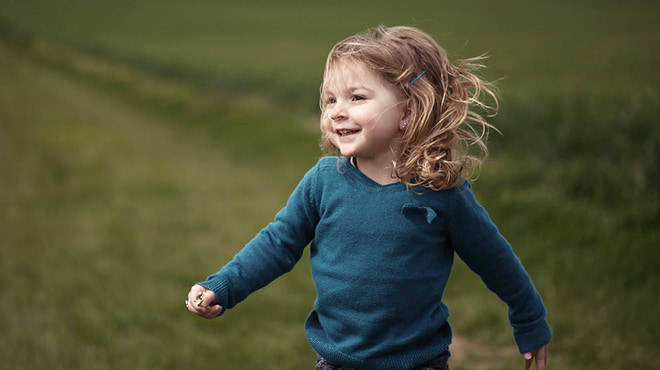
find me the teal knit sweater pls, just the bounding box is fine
[199,156,551,370]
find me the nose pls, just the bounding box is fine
[328,101,347,121]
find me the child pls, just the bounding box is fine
[187,26,551,370]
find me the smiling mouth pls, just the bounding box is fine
[337,129,360,137]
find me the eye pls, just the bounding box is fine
[351,95,365,101]
[326,97,337,105]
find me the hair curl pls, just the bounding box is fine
[320,25,499,190]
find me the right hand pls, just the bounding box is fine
[186,285,223,319]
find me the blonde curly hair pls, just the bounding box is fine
[320,26,499,190]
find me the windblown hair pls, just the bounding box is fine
[320,26,499,190]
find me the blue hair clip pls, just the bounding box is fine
[408,70,426,87]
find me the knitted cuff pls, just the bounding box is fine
[514,320,552,354]
[197,276,230,317]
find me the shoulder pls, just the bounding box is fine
[315,155,343,170]
[414,178,473,202]
[443,180,485,212]
[307,156,349,179]
[299,156,337,178]
[296,156,344,192]
[414,179,485,217]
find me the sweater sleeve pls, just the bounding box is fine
[198,164,320,316]
[446,181,551,353]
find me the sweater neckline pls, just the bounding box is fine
[342,157,408,192]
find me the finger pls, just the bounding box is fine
[536,356,545,370]
[188,285,203,303]
[189,302,212,317]
[535,356,542,370]
[188,301,204,315]
[187,286,207,314]
[196,303,221,319]
[523,352,532,370]
[187,299,201,314]
[200,290,217,308]
[202,304,223,319]
[536,346,548,370]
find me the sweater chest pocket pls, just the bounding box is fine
[401,204,437,224]
[399,203,447,239]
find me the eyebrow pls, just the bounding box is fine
[348,85,373,93]
[324,84,373,97]
[325,86,372,95]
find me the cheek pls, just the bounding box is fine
[320,115,331,133]
[361,103,403,128]
[320,117,339,147]
[364,111,401,135]
[356,110,381,129]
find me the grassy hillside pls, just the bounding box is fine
[1,1,658,369]
[2,1,657,104]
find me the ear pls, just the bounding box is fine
[399,103,412,131]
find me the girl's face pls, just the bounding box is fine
[322,61,406,167]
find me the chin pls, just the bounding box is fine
[339,149,355,158]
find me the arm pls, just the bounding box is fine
[446,182,552,355]
[193,164,320,317]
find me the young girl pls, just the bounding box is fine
[187,26,551,370]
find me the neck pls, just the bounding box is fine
[353,157,399,185]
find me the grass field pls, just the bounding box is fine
[1,1,659,369]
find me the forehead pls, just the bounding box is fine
[323,60,384,93]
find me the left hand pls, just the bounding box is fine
[523,344,548,370]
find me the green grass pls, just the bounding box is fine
[0,45,319,369]
[1,1,659,369]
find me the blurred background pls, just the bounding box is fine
[0,1,658,369]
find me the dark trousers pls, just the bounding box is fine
[315,350,450,370]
